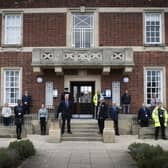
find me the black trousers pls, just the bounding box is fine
[23,105,30,114]
[16,123,22,139]
[140,120,149,127]
[3,117,11,126]
[155,122,166,139]
[40,117,46,135]
[62,118,71,133]
[114,120,119,135]
[98,119,105,134]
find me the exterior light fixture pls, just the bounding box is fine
[123,77,129,83]
[36,76,43,84]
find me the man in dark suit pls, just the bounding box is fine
[57,94,73,134]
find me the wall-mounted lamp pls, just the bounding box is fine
[123,77,129,83]
[53,89,58,98]
[36,76,44,84]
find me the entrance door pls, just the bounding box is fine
[71,82,95,118]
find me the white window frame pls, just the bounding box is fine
[2,12,23,46]
[144,67,165,106]
[71,13,94,48]
[144,12,163,45]
[1,67,22,107]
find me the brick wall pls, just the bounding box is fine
[101,52,168,113]
[0,15,1,46]
[0,52,64,112]
[99,13,143,46]
[23,13,66,47]
[0,0,167,8]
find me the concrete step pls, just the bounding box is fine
[62,132,100,137]
[62,136,103,141]
[61,119,101,141]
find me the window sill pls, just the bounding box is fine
[2,44,22,48]
[143,43,165,48]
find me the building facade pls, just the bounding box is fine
[0,0,168,117]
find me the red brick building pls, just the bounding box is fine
[0,0,168,117]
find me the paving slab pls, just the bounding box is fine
[0,135,168,168]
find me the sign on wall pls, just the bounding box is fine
[112,81,120,106]
[45,81,53,108]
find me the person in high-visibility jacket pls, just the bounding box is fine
[93,90,102,119]
[152,102,168,140]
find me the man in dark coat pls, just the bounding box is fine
[121,89,131,114]
[97,96,108,135]
[57,94,73,134]
[109,102,120,135]
[22,90,32,114]
[138,103,151,127]
[14,100,24,139]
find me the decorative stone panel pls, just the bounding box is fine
[32,48,134,68]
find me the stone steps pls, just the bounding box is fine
[61,119,102,141]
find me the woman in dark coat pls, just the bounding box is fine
[138,103,150,127]
[97,97,108,134]
[14,100,24,139]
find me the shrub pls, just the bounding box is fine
[8,139,36,160]
[129,143,168,168]
[0,148,19,168]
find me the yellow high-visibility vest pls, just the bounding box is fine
[93,93,102,106]
[152,106,168,127]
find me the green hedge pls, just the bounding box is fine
[8,139,36,160]
[128,143,168,168]
[0,139,36,168]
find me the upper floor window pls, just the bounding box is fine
[4,14,22,45]
[144,13,162,45]
[72,13,94,48]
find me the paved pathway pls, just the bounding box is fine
[1,135,168,168]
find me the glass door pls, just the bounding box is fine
[71,82,95,118]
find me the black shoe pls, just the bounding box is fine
[67,131,72,134]
[162,137,167,140]
[155,137,158,140]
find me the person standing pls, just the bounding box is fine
[109,102,120,135]
[2,103,12,126]
[121,89,131,114]
[38,104,48,135]
[93,89,102,119]
[138,103,150,127]
[22,90,32,114]
[152,102,168,140]
[14,100,24,139]
[97,96,108,135]
[57,94,73,134]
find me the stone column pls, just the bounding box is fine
[47,119,61,143]
[103,120,115,143]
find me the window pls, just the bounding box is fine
[4,14,22,45]
[144,68,163,105]
[145,13,162,45]
[72,13,94,48]
[3,69,21,106]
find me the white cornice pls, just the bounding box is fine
[0,7,168,14]
[0,8,67,14]
[0,46,168,52]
